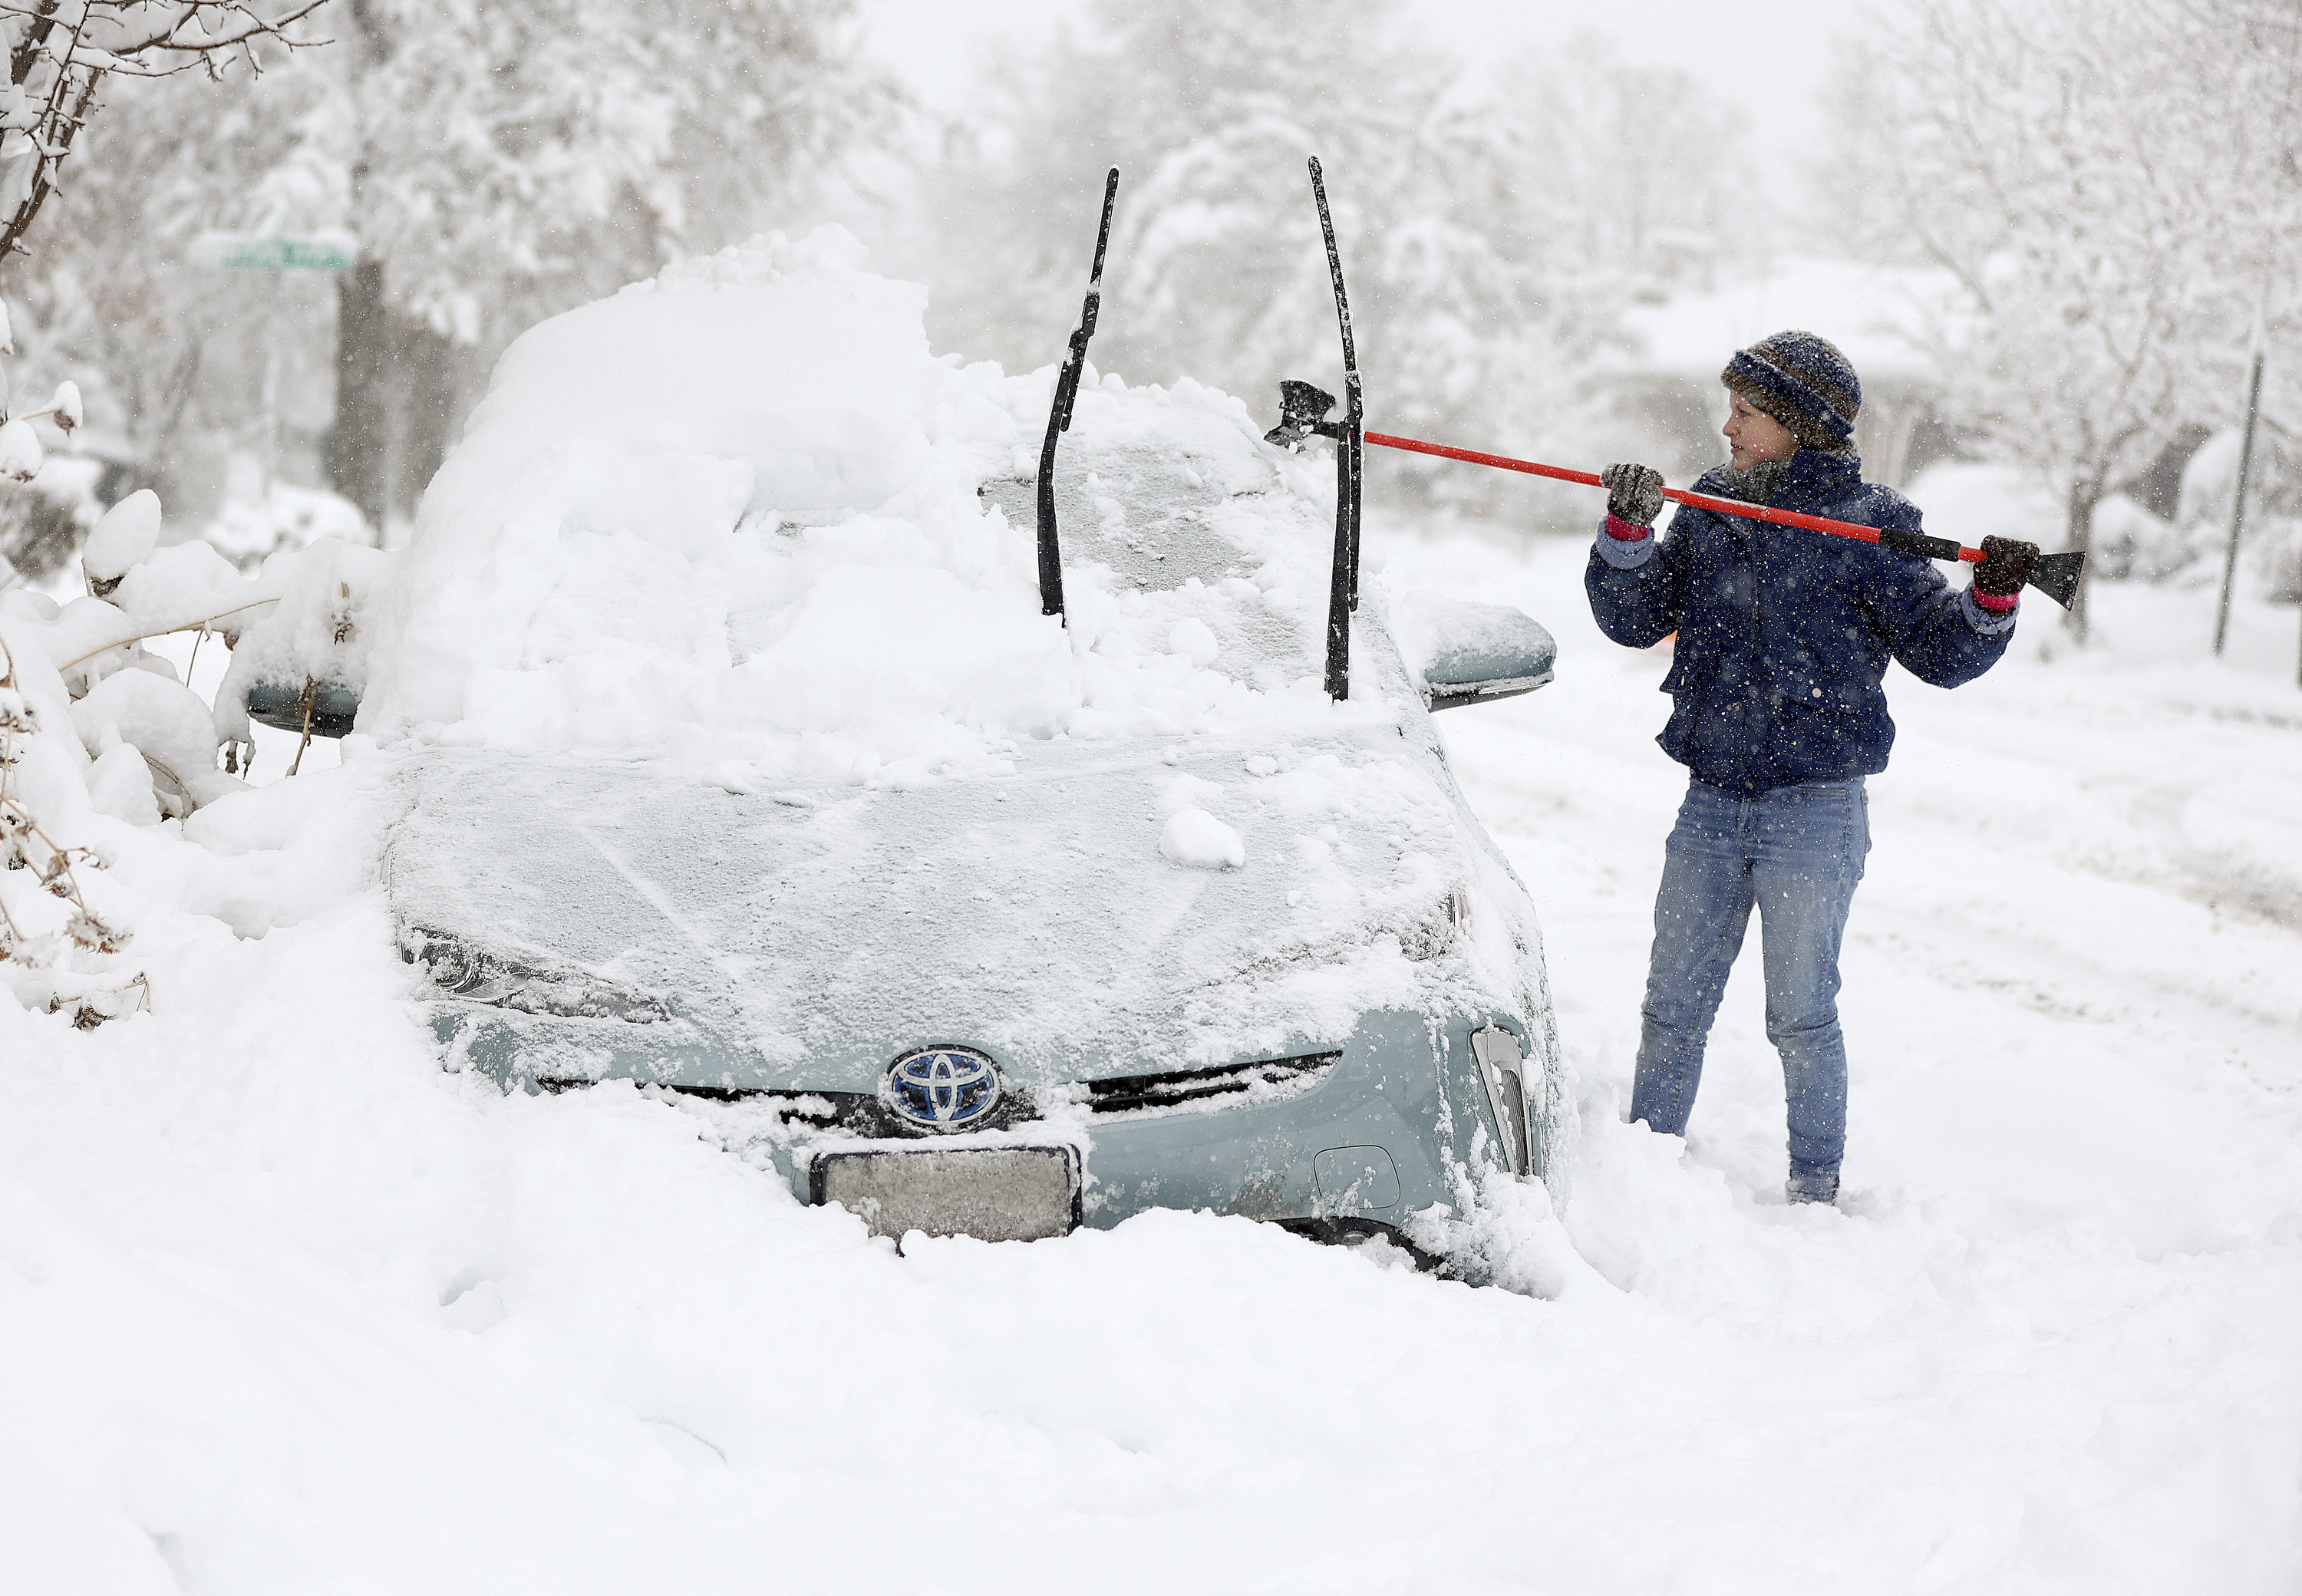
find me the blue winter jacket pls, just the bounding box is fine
[1585,448,2015,796]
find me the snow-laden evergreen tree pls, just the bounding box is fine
[1836,0,2302,638]
[915,0,1750,512]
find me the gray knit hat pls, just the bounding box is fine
[1720,330,1862,450]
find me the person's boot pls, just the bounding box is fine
[1786,1166,1840,1205]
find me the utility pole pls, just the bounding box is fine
[2212,348,2263,659]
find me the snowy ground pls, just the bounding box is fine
[5,519,2300,1594]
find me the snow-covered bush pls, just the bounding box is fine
[0,2,345,1022]
[0,316,87,509]
[0,453,102,584]
[2084,495,2208,586]
[0,618,140,1022]
[199,464,373,569]
[1,480,398,1020]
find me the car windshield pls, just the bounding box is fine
[355,230,1408,786]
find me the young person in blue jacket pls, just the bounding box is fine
[1587,331,2037,1206]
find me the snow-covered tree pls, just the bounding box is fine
[41,0,892,529]
[295,0,893,526]
[9,99,287,525]
[1515,34,1756,291]
[1837,0,2302,638]
[0,1,327,527]
[913,2,1750,512]
[0,1,328,264]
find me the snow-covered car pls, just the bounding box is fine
[353,231,1565,1265]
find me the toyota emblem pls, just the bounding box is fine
[882,1047,1003,1132]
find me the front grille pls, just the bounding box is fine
[537,1078,879,1129]
[533,1051,1341,1128]
[671,1086,876,1129]
[1080,1051,1341,1116]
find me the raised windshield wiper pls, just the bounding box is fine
[1034,166,1120,624]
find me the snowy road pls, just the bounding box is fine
[5,529,2300,1594]
[1391,528,2302,1590]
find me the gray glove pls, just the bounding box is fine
[1601,463,1664,526]
[1973,535,2039,598]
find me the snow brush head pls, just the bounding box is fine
[2023,549,2086,609]
[1265,379,1339,447]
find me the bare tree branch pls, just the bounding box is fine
[0,0,331,261]
[107,0,328,58]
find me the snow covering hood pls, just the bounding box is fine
[386,727,1532,1090]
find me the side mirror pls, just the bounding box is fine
[1392,592,1556,711]
[243,680,361,738]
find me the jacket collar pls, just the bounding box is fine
[1693,448,1865,523]
[1772,446,1863,511]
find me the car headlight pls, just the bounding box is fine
[400,925,672,1024]
[1469,1024,1532,1177]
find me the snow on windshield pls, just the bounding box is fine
[360,226,1386,786]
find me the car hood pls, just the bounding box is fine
[386,730,1490,1091]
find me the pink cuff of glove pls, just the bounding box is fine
[1971,585,2018,612]
[1604,512,1652,542]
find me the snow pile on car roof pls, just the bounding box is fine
[360,227,1370,783]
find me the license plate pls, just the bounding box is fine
[811,1146,1081,1242]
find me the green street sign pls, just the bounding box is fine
[196,231,358,272]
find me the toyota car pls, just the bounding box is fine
[349,236,1566,1272]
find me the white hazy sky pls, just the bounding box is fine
[854,0,1895,207]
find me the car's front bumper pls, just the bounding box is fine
[768,1009,1535,1235]
[434,1003,1545,1242]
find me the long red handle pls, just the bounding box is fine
[1364,430,1985,565]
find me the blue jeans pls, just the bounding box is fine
[1630,777,1871,1179]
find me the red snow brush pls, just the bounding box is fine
[1264,380,2086,609]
